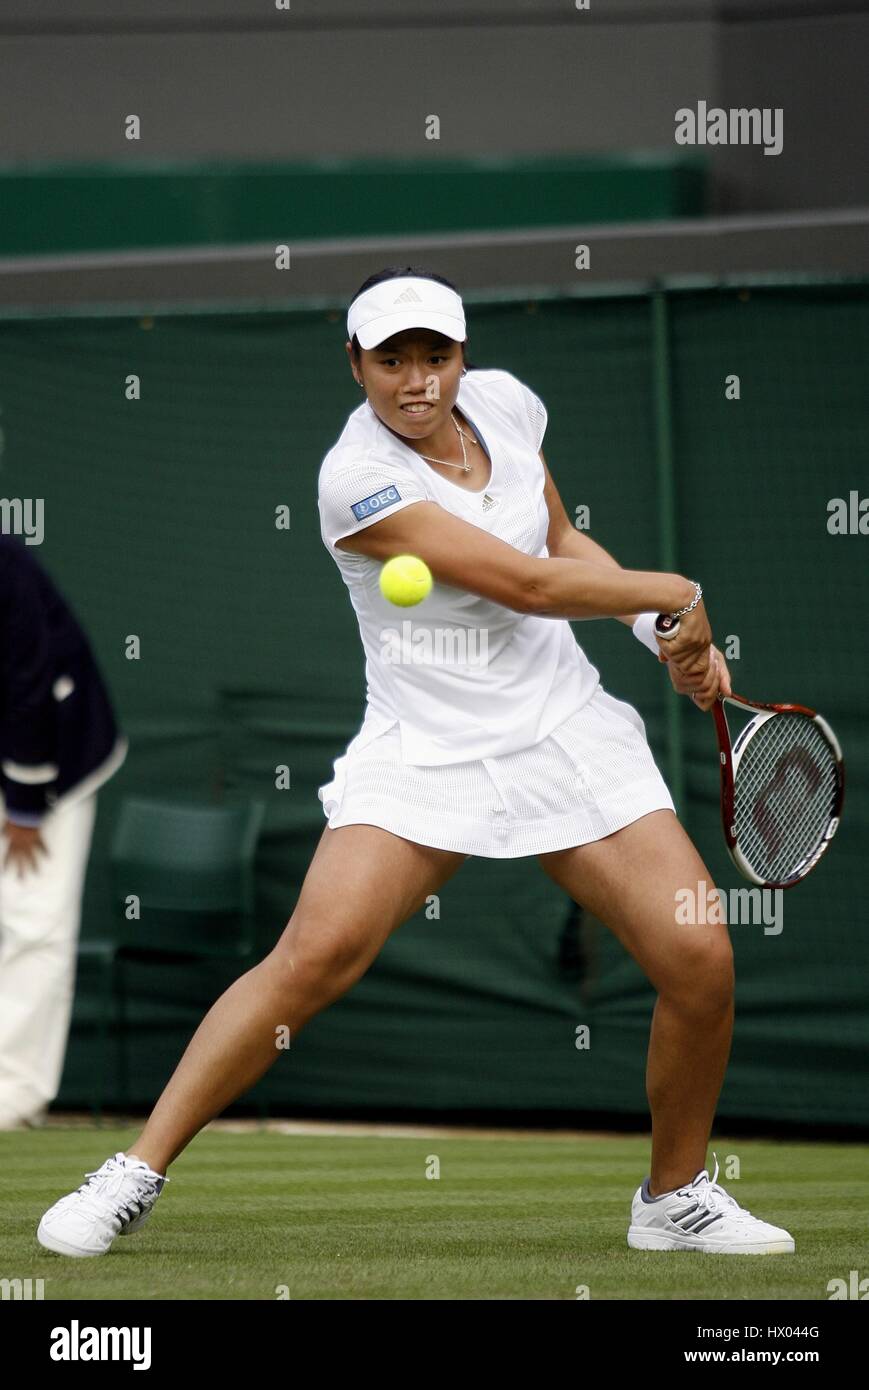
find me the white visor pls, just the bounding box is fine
[347,276,466,350]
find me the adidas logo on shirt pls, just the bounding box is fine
[481,492,498,512]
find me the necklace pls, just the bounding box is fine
[416,410,479,473]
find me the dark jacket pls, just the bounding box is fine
[0,536,127,826]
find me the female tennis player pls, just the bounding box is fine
[37,267,794,1259]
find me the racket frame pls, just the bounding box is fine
[713,692,845,889]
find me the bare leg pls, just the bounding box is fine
[125,825,467,1173]
[538,810,734,1196]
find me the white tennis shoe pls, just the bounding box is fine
[37,1151,169,1258]
[627,1153,794,1254]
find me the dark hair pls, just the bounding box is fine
[348,265,478,370]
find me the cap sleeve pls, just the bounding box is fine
[319,458,429,551]
[510,375,548,452]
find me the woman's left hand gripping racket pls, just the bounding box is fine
[655,614,845,888]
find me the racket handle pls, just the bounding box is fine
[654,613,680,641]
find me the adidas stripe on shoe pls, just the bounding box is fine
[627,1153,794,1255]
[37,1151,169,1258]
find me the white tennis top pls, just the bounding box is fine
[317,367,601,765]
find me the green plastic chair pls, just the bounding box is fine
[77,795,265,1122]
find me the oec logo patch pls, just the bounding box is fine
[351,484,402,521]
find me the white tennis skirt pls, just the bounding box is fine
[317,685,675,859]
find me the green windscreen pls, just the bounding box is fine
[0,154,707,255]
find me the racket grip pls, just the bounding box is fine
[654,613,680,641]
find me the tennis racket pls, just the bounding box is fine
[655,614,845,888]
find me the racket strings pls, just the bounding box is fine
[734,714,839,884]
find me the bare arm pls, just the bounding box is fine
[334,493,695,619]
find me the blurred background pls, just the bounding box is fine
[0,0,866,1133]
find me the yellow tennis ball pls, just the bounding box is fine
[379,554,433,607]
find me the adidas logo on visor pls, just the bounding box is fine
[392,288,425,304]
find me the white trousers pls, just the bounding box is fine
[0,791,97,1123]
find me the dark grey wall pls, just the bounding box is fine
[0,0,866,216]
[716,14,869,213]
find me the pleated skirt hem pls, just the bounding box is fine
[322,776,675,858]
[317,685,676,859]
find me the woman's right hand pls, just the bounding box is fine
[666,644,730,711]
